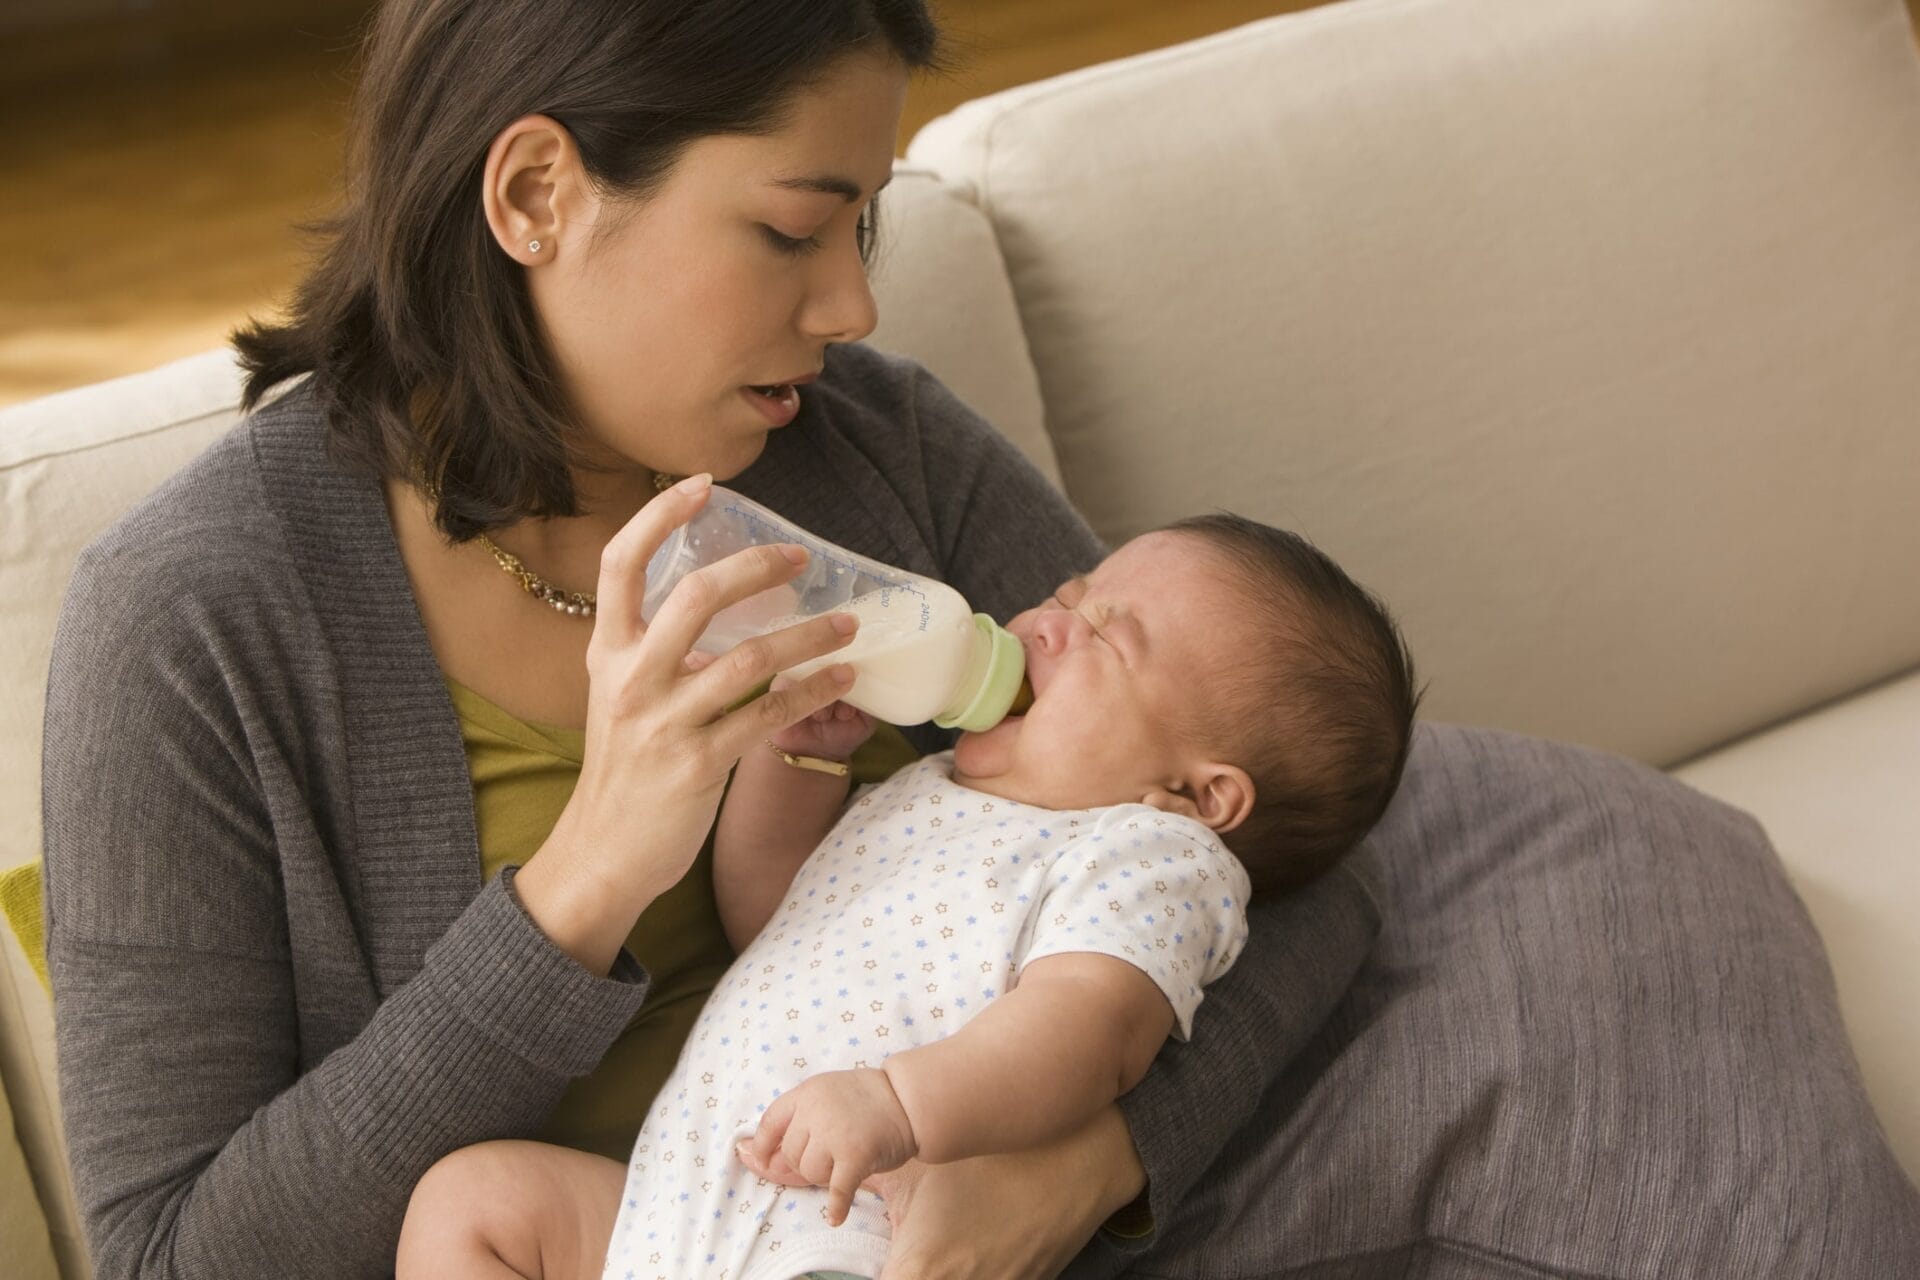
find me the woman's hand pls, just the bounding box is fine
[516,474,861,972]
[867,1104,1146,1280]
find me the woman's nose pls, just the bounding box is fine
[798,236,879,345]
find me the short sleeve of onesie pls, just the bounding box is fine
[1017,806,1251,1042]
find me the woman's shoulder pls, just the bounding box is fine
[67,382,320,638]
[806,343,999,452]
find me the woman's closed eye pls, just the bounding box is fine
[761,225,824,256]
[760,208,876,258]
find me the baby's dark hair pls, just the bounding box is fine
[1164,514,1422,894]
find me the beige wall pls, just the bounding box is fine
[2,0,1914,409]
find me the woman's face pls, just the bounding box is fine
[505,52,908,482]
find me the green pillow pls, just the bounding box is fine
[0,860,47,994]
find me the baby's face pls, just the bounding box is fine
[952,531,1246,817]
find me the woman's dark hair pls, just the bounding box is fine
[1165,513,1424,895]
[232,0,946,541]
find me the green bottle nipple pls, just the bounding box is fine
[934,614,1030,732]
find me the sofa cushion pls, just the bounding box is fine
[907,0,1920,770]
[1125,723,1920,1277]
[0,1073,60,1280]
[0,861,46,993]
[1675,665,1920,1178]
[865,167,1060,487]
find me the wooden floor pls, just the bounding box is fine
[0,1,1318,408]
[3,0,1917,408]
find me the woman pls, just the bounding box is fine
[42,2,1374,1277]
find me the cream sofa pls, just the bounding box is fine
[5,0,1919,1275]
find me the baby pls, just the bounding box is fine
[398,512,1420,1280]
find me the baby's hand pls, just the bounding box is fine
[766,675,876,764]
[736,1068,916,1226]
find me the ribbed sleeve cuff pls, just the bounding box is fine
[427,868,651,1077]
[323,871,652,1189]
[1112,1010,1263,1249]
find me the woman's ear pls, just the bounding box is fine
[482,114,588,265]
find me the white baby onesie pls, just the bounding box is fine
[600,752,1251,1280]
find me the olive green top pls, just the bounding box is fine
[445,674,923,1160]
[444,676,729,1158]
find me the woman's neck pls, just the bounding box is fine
[384,463,661,598]
[504,466,657,564]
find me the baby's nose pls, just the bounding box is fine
[1031,608,1086,655]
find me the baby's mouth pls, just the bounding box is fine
[1007,673,1035,716]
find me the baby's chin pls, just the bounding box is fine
[949,718,1032,801]
[950,719,1087,809]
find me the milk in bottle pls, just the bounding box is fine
[640,486,1029,731]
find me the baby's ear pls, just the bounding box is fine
[1184,763,1255,834]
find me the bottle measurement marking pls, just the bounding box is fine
[719,499,932,607]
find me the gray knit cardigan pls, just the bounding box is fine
[41,343,1380,1279]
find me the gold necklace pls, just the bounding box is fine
[417,467,682,619]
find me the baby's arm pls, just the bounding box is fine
[713,697,874,952]
[881,952,1176,1163]
[742,952,1175,1216]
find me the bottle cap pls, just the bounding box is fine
[934,614,1029,733]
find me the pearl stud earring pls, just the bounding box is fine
[528,239,542,253]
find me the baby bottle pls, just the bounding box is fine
[641,485,1032,731]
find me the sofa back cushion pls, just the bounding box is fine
[907,0,1920,768]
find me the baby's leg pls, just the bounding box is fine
[397,1138,625,1280]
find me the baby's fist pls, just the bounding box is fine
[768,681,876,763]
[738,1068,915,1226]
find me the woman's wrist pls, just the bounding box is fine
[514,814,659,975]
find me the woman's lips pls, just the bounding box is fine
[740,370,819,427]
[741,383,801,426]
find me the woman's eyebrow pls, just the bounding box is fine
[769,172,895,203]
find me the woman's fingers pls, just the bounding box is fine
[712,663,856,756]
[682,611,858,719]
[590,472,712,650]
[638,542,810,664]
